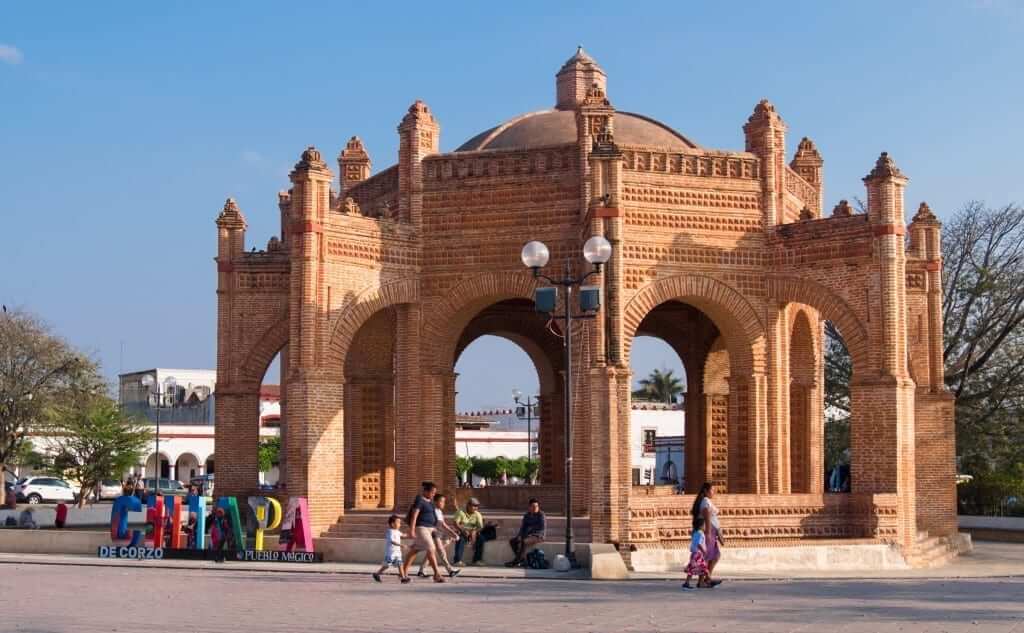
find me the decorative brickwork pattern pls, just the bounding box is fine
[212,51,958,564]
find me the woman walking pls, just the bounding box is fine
[691,482,723,587]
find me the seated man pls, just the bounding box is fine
[506,497,545,567]
[452,497,496,566]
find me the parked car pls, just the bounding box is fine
[140,478,187,500]
[92,479,124,501]
[15,477,77,504]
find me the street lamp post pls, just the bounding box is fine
[512,388,537,470]
[521,235,612,567]
[141,374,176,501]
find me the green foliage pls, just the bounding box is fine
[0,309,98,506]
[258,436,280,473]
[455,456,473,478]
[632,368,685,404]
[468,456,539,483]
[45,398,151,506]
[957,471,1024,516]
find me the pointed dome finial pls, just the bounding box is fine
[864,151,906,181]
[216,197,247,228]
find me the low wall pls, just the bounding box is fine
[629,490,900,548]
[0,530,284,556]
[958,516,1024,543]
[631,542,909,573]
[316,536,592,567]
[453,486,566,513]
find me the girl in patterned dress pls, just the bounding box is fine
[682,516,710,590]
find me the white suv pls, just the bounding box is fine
[15,477,77,504]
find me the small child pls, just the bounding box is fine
[682,516,711,590]
[373,515,410,584]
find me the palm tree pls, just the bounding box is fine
[632,368,685,404]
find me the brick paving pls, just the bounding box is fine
[2,562,1023,633]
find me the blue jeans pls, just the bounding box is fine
[453,531,491,563]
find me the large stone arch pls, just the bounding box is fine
[767,276,869,375]
[239,315,290,384]
[326,278,421,374]
[424,271,539,369]
[623,273,766,374]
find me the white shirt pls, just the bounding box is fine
[699,497,720,531]
[690,529,705,554]
[384,528,403,559]
[435,508,445,523]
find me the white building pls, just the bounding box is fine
[453,404,684,486]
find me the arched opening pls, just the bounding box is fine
[175,453,201,482]
[631,300,728,493]
[343,308,398,509]
[258,352,283,489]
[444,297,564,511]
[204,454,215,475]
[824,320,852,492]
[454,335,540,487]
[629,336,686,487]
[788,308,822,494]
[145,452,171,481]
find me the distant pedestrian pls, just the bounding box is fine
[372,514,410,584]
[400,482,446,583]
[691,482,723,587]
[416,493,461,578]
[681,516,711,590]
[18,507,38,529]
[54,502,68,529]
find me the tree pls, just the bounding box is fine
[455,456,473,485]
[0,310,93,505]
[632,368,685,404]
[941,202,1024,472]
[258,436,280,473]
[45,398,151,507]
[822,202,1024,475]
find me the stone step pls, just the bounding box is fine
[314,536,596,569]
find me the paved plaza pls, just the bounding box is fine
[2,556,1023,633]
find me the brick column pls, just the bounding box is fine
[766,303,791,494]
[683,391,707,490]
[285,376,344,534]
[589,365,631,544]
[213,385,260,500]
[394,303,423,507]
[744,99,787,228]
[857,152,917,553]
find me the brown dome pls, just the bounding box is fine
[455,110,698,152]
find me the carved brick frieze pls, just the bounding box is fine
[906,271,926,291]
[326,239,419,267]
[236,272,289,291]
[622,186,761,213]
[620,147,758,180]
[627,494,900,545]
[785,165,819,211]
[423,148,576,181]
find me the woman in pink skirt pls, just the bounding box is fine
[691,482,724,587]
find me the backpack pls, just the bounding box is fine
[526,548,549,570]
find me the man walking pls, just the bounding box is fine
[401,482,446,583]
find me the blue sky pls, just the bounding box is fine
[2,2,1022,412]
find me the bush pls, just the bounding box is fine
[957,472,1024,516]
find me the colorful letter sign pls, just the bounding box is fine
[279,497,312,552]
[248,496,282,551]
[110,495,143,546]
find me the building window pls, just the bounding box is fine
[632,468,641,486]
[642,429,656,455]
